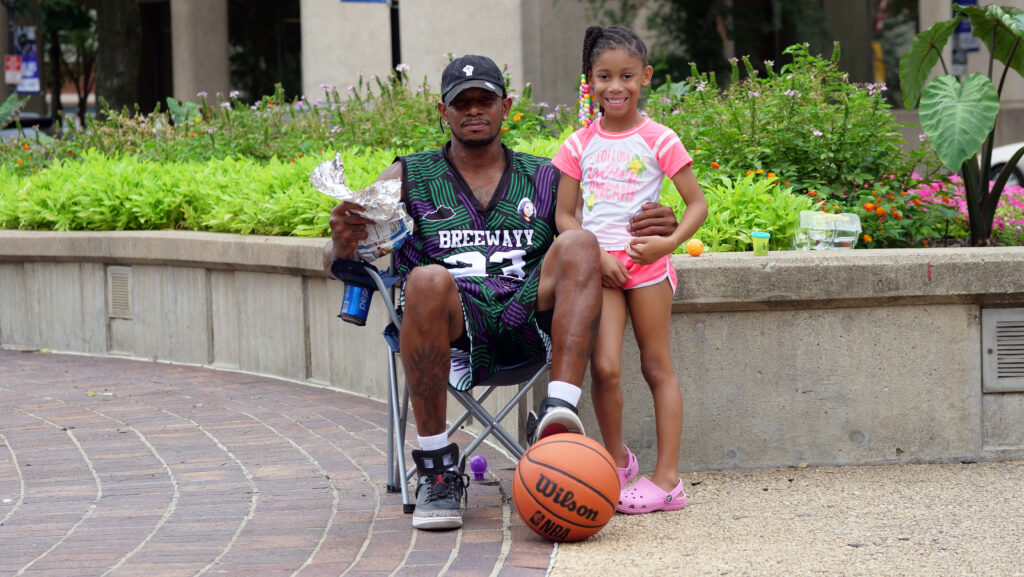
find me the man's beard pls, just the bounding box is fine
[453,131,498,148]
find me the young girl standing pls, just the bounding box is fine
[552,25,707,514]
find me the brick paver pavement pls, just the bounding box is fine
[0,349,554,577]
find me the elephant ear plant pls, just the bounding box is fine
[900,3,1024,246]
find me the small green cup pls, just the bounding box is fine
[752,231,770,256]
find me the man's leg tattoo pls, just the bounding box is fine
[408,342,449,434]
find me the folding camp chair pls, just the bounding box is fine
[331,258,549,513]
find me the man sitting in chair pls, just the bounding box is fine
[325,55,678,531]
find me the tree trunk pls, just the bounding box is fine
[48,27,62,126]
[95,0,141,115]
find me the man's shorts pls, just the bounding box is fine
[446,273,552,392]
[607,250,678,292]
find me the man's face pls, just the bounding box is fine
[439,88,510,148]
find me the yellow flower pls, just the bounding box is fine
[755,168,764,174]
[863,234,872,243]
[513,113,523,121]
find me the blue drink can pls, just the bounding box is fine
[340,284,372,326]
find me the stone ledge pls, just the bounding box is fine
[672,247,1024,312]
[4,231,1022,308]
[0,230,328,276]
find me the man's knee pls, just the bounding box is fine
[552,230,598,266]
[549,229,600,274]
[403,265,458,315]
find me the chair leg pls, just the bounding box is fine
[386,348,414,513]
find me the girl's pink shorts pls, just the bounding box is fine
[607,250,678,292]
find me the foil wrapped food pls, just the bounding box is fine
[310,153,413,263]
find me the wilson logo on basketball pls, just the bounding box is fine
[534,474,600,522]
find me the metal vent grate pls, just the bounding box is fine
[982,308,1024,392]
[107,266,133,319]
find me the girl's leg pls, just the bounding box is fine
[589,287,629,468]
[626,280,683,493]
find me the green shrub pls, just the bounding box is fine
[660,169,821,252]
[647,43,944,204]
[0,149,400,236]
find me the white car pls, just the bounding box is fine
[989,141,1024,186]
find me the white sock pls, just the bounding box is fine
[418,433,449,452]
[547,380,581,407]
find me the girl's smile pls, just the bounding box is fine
[591,47,652,132]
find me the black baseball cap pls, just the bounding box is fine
[441,55,506,106]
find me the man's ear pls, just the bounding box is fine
[503,97,513,118]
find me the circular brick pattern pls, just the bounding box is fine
[0,350,553,576]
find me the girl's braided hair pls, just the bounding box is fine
[581,26,648,80]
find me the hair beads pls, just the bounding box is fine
[578,74,595,127]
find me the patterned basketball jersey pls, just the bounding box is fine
[395,144,559,389]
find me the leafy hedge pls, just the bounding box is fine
[2,44,1014,248]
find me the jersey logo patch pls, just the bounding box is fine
[517,198,536,223]
[423,205,456,222]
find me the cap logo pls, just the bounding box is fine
[462,65,474,76]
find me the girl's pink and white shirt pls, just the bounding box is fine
[552,117,692,251]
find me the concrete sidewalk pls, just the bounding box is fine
[2,349,1022,576]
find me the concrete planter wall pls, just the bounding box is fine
[2,231,1022,472]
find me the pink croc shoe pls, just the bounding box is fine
[618,445,639,489]
[616,477,687,514]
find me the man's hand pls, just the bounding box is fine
[628,202,678,238]
[328,201,376,260]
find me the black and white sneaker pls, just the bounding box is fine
[411,443,468,530]
[527,397,585,446]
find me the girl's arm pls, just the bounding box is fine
[555,172,584,233]
[556,171,631,287]
[626,165,708,264]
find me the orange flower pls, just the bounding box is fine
[189,132,196,137]
[21,143,29,150]
[746,170,754,176]
[784,181,791,185]
[875,206,886,216]
[807,190,818,197]
[894,212,903,220]
[755,168,764,174]
[710,161,720,169]
[513,113,523,121]
[16,160,22,165]
[501,126,509,133]
[863,234,872,243]
[863,203,874,211]
[766,172,776,179]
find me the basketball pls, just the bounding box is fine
[512,433,618,542]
